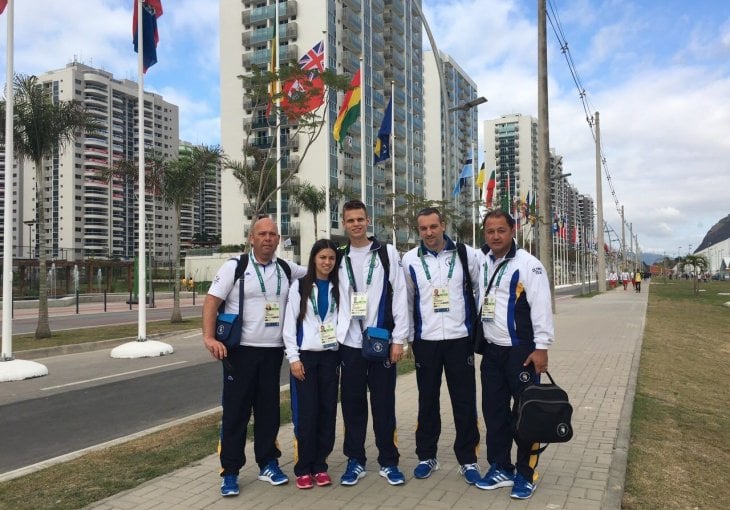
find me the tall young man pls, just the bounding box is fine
[336,200,409,486]
[474,209,554,500]
[401,208,482,484]
[203,217,306,497]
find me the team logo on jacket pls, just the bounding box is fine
[518,371,532,383]
[532,267,543,275]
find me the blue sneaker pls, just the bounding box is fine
[475,464,514,490]
[220,474,239,497]
[340,458,367,486]
[257,460,289,485]
[413,458,439,479]
[459,463,481,485]
[379,465,406,485]
[510,472,536,499]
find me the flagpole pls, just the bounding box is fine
[359,57,365,205]
[2,0,15,359]
[275,1,282,246]
[136,0,147,341]
[323,32,331,239]
[471,142,476,247]
[390,81,396,250]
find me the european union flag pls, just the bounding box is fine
[374,97,392,164]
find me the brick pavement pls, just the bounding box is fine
[86,286,648,510]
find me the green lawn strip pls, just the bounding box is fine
[622,281,730,509]
[13,317,203,352]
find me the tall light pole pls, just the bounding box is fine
[537,0,555,310]
[594,112,606,292]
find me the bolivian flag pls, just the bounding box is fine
[333,70,361,146]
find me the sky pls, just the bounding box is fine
[1,0,729,258]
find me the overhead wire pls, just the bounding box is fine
[546,0,626,233]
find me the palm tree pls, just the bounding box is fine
[159,145,222,322]
[1,75,99,339]
[289,182,326,239]
[680,254,709,295]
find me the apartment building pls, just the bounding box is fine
[3,62,180,262]
[220,0,426,258]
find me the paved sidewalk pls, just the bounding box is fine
[87,286,648,510]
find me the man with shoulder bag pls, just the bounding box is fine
[202,217,306,497]
[473,209,555,500]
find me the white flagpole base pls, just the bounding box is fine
[110,340,174,359]
[0,359,49,382]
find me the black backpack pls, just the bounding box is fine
[514,371,574,453]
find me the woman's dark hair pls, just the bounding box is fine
[298,239,340,322]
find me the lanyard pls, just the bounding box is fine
[345,249,378,291]
[309,285,335,321]
[418,247,456,283]
[252,259,282,297]
[483,259,509,294]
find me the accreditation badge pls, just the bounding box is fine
[432,287,450,312]
[319,323,338,349]
[264,301,280,327]
[482,294,496,322]
[351,292,368,319]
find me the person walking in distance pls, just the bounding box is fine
[474,210,554,500]
[401,207,482,485]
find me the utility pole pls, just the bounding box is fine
[594,112,606,292]
[537,0,555,311]
[621,205,626,269]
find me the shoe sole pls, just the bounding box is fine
[221,491,239,497]
[340,472,366,486]
[475,480,514,490]
[379,472,405,485]
[510,490,534,499]
[296,483,314,489]
[257,476,289,486]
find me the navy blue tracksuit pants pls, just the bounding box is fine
[219,346,283,476]
[339,344,399,468]
[290,350,340,476]
[412,337,479,465]
[480,342,541,481]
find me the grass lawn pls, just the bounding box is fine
[622,279,730,509]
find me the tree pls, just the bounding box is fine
[159,145,222,322]
[680,254,709,295]
[226,66,351,235]
[1,75,99,339]
[376,193,459,249]
[289,182,326,240]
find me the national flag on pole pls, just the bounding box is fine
[374,97,392,164]
[280,40,326,118]
[133,0,163,73]
[266,36,277,117]
[452,151,473,197]
[333,69,361,146]
[475,162,486,189]
[0,1,7,14]
[485,169,496,208]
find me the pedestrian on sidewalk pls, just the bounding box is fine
[401,207,482,485]
[474,209,554,500]
[621,269,630,290]
[634,270,642,293]
[202,217,306,497]
[608,270,618,289]
[282,239,341,490]
[336,199,409,487]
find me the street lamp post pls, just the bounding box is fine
[23,220,36,258]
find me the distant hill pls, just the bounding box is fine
[695,214,730,252]
[643,252,663,265]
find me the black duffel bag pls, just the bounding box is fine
[515,371,573,452]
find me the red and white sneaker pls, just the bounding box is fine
[296,474,314,489]
[314,472,332,486]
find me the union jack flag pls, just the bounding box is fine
[299,41,325,75]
